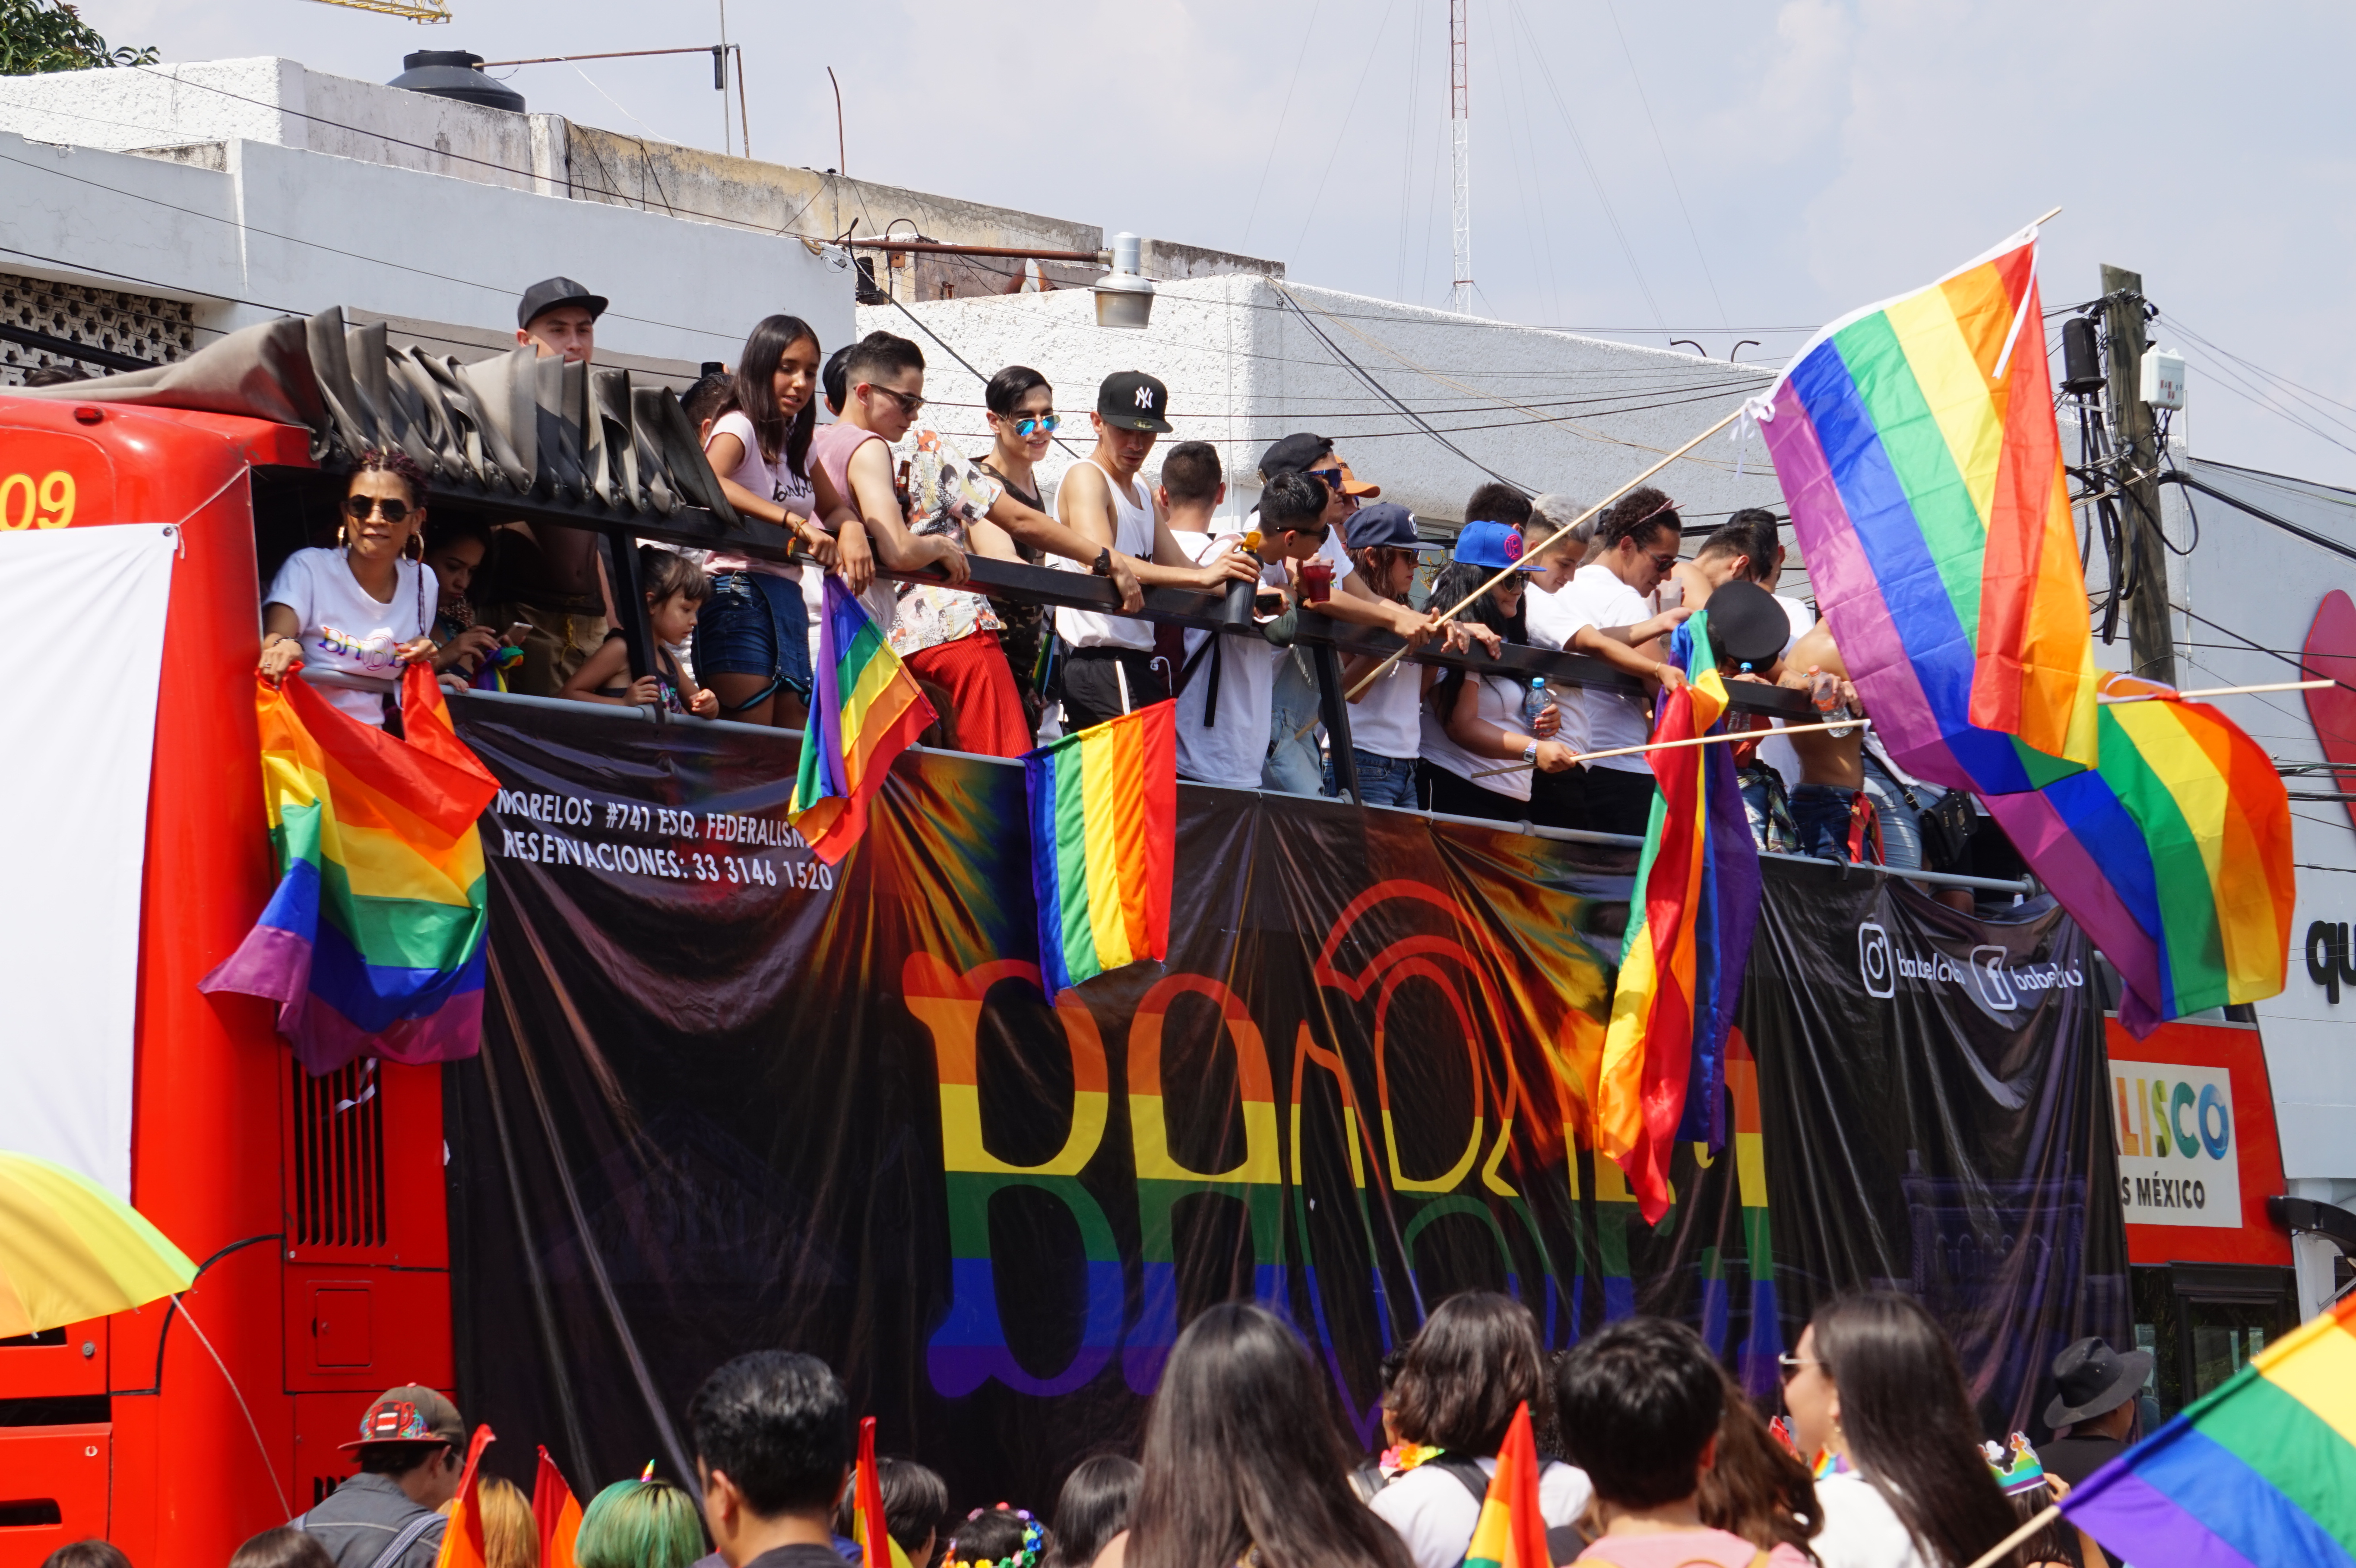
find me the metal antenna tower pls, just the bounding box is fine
[1449,0,1472,314]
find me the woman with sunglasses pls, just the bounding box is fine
[976,365,1058,726]
[259,450,464,725]
[1780,1293,2019,1568]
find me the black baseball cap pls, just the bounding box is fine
[1707,580,1790,668]
[1259,432,1333,480]
[1346,502,1420,550]
[1098,370,1172,433]
[517,276,608,330]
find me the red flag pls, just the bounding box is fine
[851,1417,912,1568]
[532,1447,583,1568]
[1461,1403,1549,1568]
[433,1426,497,1568]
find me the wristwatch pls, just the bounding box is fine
[1521,740,1539,765]
[1091,547,1115,577]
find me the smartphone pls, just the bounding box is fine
[1253,591,1285,618]
[503,622,532,645]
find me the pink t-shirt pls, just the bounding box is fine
[808,418,885,528]
[1575,1528,1808,1568]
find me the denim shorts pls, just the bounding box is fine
[1326,748,1419,807]
[695,571,812,700]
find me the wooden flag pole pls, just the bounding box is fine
[2100,677,2332,702]
[1466,717,1871,780]
[1290,405,1751,749]
[1961,1504,2063,1568]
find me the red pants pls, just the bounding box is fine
[907,632,1032,758]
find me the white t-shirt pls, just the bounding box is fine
[1523,581,1596,757]
[1173,531,1285,789]
[705,409,813,579]
[264,547,431,726]
[1809,1471,1932,1568]
[1349,656,1425,759]
[1419,673,1538,803]
[1369,1458,1593,1568]
[1568,563,1657,774]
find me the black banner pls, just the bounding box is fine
[443,696,2125,1504]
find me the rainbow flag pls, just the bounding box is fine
[531,1447,582,1568]
[1755,225,2099,794]
[2060,1290,2356,1566]
[1596,611,1763,1224]
[851,1416,914,1568]
[200,662,496,1074]
[1463,1401,1551,1568]
[1985,671,2293,1032]
[790,577,936,866]
[433,1426,497,1568]
[1022,703,1176,994]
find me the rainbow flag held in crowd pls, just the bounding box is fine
[1463,1402,1552,1568]
[1596,610,1763,1223]
[200,662,496,1075]
[852,1416,915,1568]
[433,1426,499,1568]
[1023,702,1176,995]
[532,1448,583,1568]
[789,577,937,866]
[1754,224,2099,794]
[1986,671,2293,1032]
[2060,1289,2356,1566]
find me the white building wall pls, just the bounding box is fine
[863,275,1792,556]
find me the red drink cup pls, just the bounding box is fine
[1299,559,1333,604]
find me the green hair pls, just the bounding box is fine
[574,1479,708,1568]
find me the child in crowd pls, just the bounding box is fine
[559,548,718,717]
[1170,458,1328,788]
[680,367,734,443]
[941,1506,1045,1568]
[830,1457,949,1568]
[1555,1317,1812,1568]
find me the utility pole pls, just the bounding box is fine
[2101,262,2176,684]
[1449,0,1472,315]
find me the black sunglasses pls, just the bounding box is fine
[344,494,414,524]
[1307,468,1348,493]
[867,385,925,416]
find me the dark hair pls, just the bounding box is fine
[833,1457,949,1558]
[732,315,821,473]
[985,364,1051,417]
[21,364,89,387]
[1599,486,1680,552]
[685,1350,854,1517]
[422,515,492,556]
[1126,1303,1414,1568]
[822,344,853,417]
[356,1441,450,1477]
[1426,559,1526,722]
[639,546,711,606]
[1047,1455,1142,1568]
[1698,510,1781,585]
[41,1543,134,1568]
[1463,482,1532,529]
[1556,1317,1723,1509]
[945,1506,1042,1568]
[2005,1481,2082,1567]
[1697,1366,1819,1561]
[1349,545,1417,603]
[353,446,428,507]
[1391,1292,1548,1457]
[1159,441,1223,507]
[843,331,924,394]
[1811,1293,2017,1568]
[227,1528,336,1568]
[679,369,735,432]
[1258,470,1327,534]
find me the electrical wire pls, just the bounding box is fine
[1601,0,1729,332]
[1291,0,1400,267]
[1242,0,1322,252]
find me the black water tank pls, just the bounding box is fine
[388,50,526,114]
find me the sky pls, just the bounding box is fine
[87,0,2356,489]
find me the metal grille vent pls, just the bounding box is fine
[291,1059,386,1249]
[1,271,196,386]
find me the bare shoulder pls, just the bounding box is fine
[1091,1530,1128,1568]
[1788,620,1845,677]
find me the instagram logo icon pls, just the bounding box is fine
[1858,921,1895,998]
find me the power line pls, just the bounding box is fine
[1241,0,1322,251]
[1601,0,1729,332]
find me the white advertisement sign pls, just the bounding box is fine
[2111,1059,2241,1229]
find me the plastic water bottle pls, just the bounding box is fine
[1809,670,1856,739]
[1523,678,1551,728]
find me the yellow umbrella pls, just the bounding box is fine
[0,1151,198,1337]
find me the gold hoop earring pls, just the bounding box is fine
[337,522,348,550]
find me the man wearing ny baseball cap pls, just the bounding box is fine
[294,1386,466,1568]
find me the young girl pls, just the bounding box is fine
[560,549,719,718]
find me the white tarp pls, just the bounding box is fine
[0,524,176,1196]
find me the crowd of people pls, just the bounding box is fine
[243,272,2022,873]
[40,1292,2148,1568]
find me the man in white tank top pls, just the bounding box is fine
[1053,370,1260,733]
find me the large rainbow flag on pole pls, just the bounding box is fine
[1463,1401,1552,1568]
[789,577,936,866]
[2059,1289,2356,1567]
[200,662,496,1074]
[1596,610,1763,1223]
[1754,223,2099,794]
[1022,703,1176,995]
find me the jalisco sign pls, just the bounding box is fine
[2101,1019,2290,1268]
